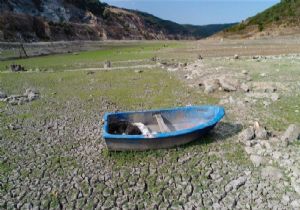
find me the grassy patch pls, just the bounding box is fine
[0,42,184,71]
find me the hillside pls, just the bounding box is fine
[0,0,234,42]
[218,0,300,38]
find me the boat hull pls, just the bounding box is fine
[105,124,215,151]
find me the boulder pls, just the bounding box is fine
[281,124,300,143]
[255,126,268,140]
[239,126,255,141]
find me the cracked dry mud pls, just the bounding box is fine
[1,51,300,209]
[1,98,296,210]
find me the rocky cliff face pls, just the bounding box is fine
[0,0,233,41]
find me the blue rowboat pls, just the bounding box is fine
[103,105,225,151]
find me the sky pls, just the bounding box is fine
[102,0,280,25]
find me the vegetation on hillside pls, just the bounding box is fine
[224,0,300,33]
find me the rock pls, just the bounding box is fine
[198,54,203,60]
[28,92,39,101]
[240,83,251,92]
[281,124,300,143]
[255,126,268,140]
[134,70,143,73]
[239,126,255,141]
[104,61,111,68]
[219,77,239,91]
[242,70,248,75]
[260,73,267,77]
[25,88,39,96]
[261,166,283,181]
[203,79,220,93]
[244,146,255,154]
[250,155,263,167]
[0,91,7,99]
[234,54,239,59]
[25,89,39,101]
[271,94,280,102]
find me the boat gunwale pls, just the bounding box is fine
[102,105,225,140]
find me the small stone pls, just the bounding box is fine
[281,124,300,143]
[234,54,239,59]
[239,126,255,141]
[134,70,143,73]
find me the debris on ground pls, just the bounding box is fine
[10,64,26,72]
[108,120,142,135]
[104,61,111,68]
[0,88,39,105]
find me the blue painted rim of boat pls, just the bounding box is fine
[102,105,225,140]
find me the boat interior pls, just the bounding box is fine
[107,107,216,135]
